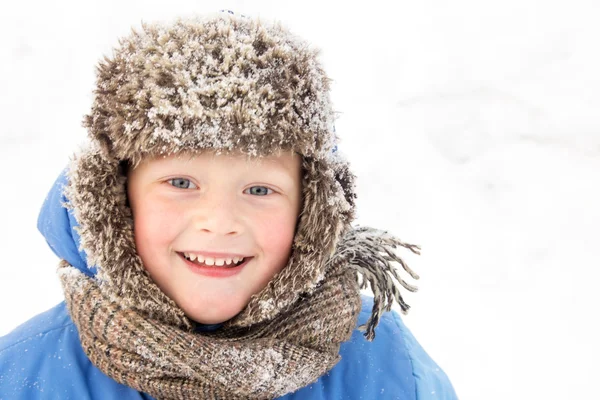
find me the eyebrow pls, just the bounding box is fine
[247,163,298,185]
[158,152,301,184]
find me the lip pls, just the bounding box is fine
[178,252,252,278]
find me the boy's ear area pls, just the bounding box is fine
[120,160,132,209]
[293,164,307,234]
[119,159,130,176]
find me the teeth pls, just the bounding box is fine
[182,253,246,267]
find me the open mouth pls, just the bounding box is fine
[177,252,250,268]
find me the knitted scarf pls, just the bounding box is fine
[59,227,419,399]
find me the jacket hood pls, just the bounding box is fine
[37,170,92,276]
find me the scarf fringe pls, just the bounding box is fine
[333,226,421,341]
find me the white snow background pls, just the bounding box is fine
[1,1,599,399]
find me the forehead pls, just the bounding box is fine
[133,149,302,174]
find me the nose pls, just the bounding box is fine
[190,191,241,236]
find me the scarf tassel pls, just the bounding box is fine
[340,227,421,341]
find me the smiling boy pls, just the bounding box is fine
[128,151,303,324]
[0,12,457,399]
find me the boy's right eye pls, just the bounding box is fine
[168,178,197,189]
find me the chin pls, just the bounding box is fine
[182,300,247,325]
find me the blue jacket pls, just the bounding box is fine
[0,171,457,399]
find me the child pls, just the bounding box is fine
[0,12,457,399]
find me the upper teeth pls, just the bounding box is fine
[183,253,244,266]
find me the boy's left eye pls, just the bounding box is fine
[244,186,273,196]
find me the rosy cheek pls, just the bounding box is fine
[134,198,184,256]
[256,212,296,265]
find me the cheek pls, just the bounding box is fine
[133,199,185,256]
[253,211,297,264]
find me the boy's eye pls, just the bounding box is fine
[244,186,273,196]
[168,178,197,189]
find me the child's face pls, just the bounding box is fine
[127,150,303,324]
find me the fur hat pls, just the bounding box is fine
[66,12,359,329]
